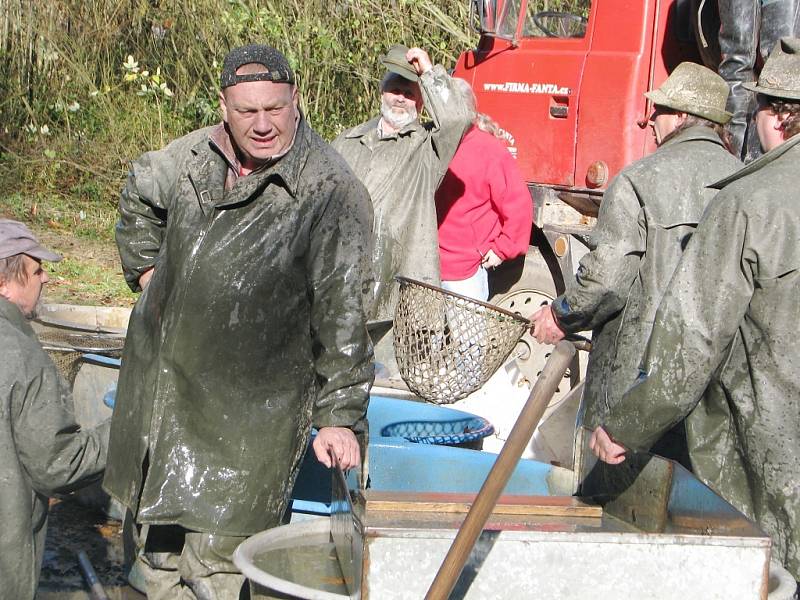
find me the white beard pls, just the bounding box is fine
[380,98,418,130]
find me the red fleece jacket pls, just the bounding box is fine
[435,126,533,280]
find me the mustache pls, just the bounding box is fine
[380,98,418,129]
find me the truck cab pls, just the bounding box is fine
[452,0,701,392]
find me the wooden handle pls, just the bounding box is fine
[424,341,576,600]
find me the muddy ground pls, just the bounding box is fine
[37,498,142,599]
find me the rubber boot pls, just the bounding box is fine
[759,0,800,62]
[727,83,757,160]
[717,0,760,160]
[744,0,800,161]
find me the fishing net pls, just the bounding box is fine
[393,277,530,404]
[380,417,495,447]
[34,325,125,387]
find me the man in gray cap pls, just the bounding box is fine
[592,38,800,581]
[0,219,109,600]
[332,45,471,345]
[530,62,741,465]
[104,44,374,598]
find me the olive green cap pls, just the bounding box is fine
[379,44,418,82]
[645,62,732,124]
[743,37,800,100]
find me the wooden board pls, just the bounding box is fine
[364,491,602,518]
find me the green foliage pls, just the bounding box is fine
[0,0,576,306]
[0,0,478,214]
[0,191,116,240]
[45,256,136,306]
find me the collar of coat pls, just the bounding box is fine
[342,115,423,141]
[658,124,729,151]
[188,115,313,209]
[709,133,800,189]
[0,296,36,339]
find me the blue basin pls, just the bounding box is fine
[291,395,559,516]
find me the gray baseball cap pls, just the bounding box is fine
[645,62,732,124]
[0,219,62,262]
[380,44,418,82]
[220,44,295,89]
[743,37,800,100]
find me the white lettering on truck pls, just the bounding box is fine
[483,81,572,95]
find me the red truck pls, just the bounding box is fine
[452,0,718,386]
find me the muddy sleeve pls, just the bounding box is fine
[306,177,375,432]
[116,151,170,292]
[14,363,109,496]
[552,174,644,333]
[603,195,753,452]
[420,65,472,180]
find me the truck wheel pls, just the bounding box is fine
[489,247,577,411]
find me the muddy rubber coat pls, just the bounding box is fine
[551,127,741,426]
[104,117,374,536]
[604,134,800,578]
[332,65,471,322]
[0,297,109,600]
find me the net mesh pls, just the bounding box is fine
[35,326,124,387]
[393,277,529,404]
[380,417,495,445]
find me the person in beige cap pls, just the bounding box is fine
[0,218,62,318]
[0,218,109,600]
[529,62,742,465]
[592,38,800,582]
[332,45,471,371]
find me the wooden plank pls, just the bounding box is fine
[364,491,602,518]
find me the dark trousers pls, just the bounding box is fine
[717,0,800,160]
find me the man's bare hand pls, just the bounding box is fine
[481,249,503,269]
[589,426,627,465]
[139,268,154,291]
[313,427,361,469]
[406,48,433,76]
[530,304,565,345]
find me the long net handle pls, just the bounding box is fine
[424,341,577,600]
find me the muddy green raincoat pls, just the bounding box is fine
[604,134,800,578]
[551,127,741,425]
[103,117,374,536]
[0,297,109,600]
[332,65,471,321]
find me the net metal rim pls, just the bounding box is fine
[380,417,495,445]
[395,276,531,326]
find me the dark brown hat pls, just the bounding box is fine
[0,219,61,262]
[220,44,295,89]
[379,44,418,82]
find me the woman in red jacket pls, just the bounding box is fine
[435,80,533,301]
